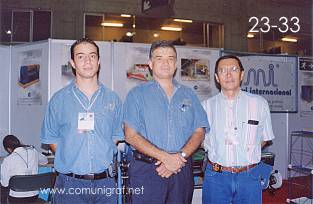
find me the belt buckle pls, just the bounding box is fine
[85,174,95,180]
[212,163,222,172]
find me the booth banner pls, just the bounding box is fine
[17,49,43,105]
[299,57,313,117]
[61,44,74,87]
[177,48,219,101]
[112,43,151,100]
[124,45,151,88]
[238,55,297,112]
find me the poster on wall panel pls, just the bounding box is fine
[113,43,221,101]
[223,51,297,112]
[61,44,75,87]
[176,47,220,101]
[17,49,42,105]
[113,43,151,100]
[299,57,313,117]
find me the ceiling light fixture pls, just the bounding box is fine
[247,33,254,38]
[101,22,124,27]
[121,14,131,17]
[174,19,193,23]
[281,37,297,42]
[161,26,182,31]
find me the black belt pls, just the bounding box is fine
[56,170,110,180]
[133,150,156,164]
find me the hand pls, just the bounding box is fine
[156,152,187,173]
[155,162,174,178]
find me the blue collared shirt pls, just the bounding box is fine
[202,90,275,166]
[40,81,123,174]
[123,80,209,152]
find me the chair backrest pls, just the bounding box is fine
[8,172,56,192]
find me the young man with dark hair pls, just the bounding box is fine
[124,40,209,204]
[41,38,123,204]
[202,55,275,204]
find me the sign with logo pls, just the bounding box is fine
[299,57,313,117]
[222,52,297,112]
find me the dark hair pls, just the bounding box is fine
[3,135,22,152]
[149,40,177,59]
[70,38,100,76]
[214,55,244,74]
[214,55,244,90]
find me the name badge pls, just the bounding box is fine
[78,112,94,132]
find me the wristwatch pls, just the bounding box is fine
[180,151,187,158]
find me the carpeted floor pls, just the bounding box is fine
[263,177,312,204]
[263,180,288,204]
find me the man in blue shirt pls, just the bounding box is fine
[40,38,123,204]
[123,40,209,204]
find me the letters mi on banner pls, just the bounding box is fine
[222,51,297,113]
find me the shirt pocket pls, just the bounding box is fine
[242,122,259,145]
[177,102,193,130]
[95,104,115,134]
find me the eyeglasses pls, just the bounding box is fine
[217,66,240,75]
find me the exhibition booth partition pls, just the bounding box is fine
[0,39,312,183]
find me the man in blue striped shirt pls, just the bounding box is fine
[123,40,209,204]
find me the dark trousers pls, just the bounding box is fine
[128,158,194,204]
[8,195,38,204]
[1,185,38,204]
[53,174,117,204]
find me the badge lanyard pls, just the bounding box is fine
[15,149,29,168]
[72,86,101,113]
[72,86,101,132]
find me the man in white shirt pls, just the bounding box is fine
[201,55,275,204]
[0,135,48,203]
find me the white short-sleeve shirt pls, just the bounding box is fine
[1,146,48,197]
[202,90,275,167]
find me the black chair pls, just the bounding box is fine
[8,172,56,203]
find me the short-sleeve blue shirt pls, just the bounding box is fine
[40,81,123,174]
[123,80,209,152]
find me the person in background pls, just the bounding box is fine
[123,40,209,204]
[0,134,48,203]
[40,38,123,204]
[201,55,275,204]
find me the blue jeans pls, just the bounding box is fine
[202,163,262,204]
[128,158,194,204]
[53,174,117,204]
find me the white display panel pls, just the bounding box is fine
[10,41,49,151]
[0,45,11,156]
[176,46,220,101]
[112,42,151,100]
[298,57,313,117]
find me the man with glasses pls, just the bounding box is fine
[201,55,275,204]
